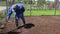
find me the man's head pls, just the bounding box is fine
[13,5,20,11]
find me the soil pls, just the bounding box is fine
[0,16,60,34]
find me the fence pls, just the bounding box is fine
[0,0,60,17]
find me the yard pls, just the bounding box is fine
[0,1,60,34]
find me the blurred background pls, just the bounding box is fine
[0,0,60,16]
[0,0,60,24]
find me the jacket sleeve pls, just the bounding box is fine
[6,8,12,20]
[21,6,25,13]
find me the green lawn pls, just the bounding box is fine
[10,9,60,18]
[0,9,60,16]
[24,10,60,16]
[0,9,60,18]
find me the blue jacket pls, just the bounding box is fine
[7,3,25,20]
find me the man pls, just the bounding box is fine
[6,3,25,28]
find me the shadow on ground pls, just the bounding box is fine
[7,23,35,34]
[23,23,35,29]
[7,32,21,34]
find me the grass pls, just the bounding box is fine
[10,10,60,18]
[10,9,60,18]
[0,9,60,17]
[24,9,60,16]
